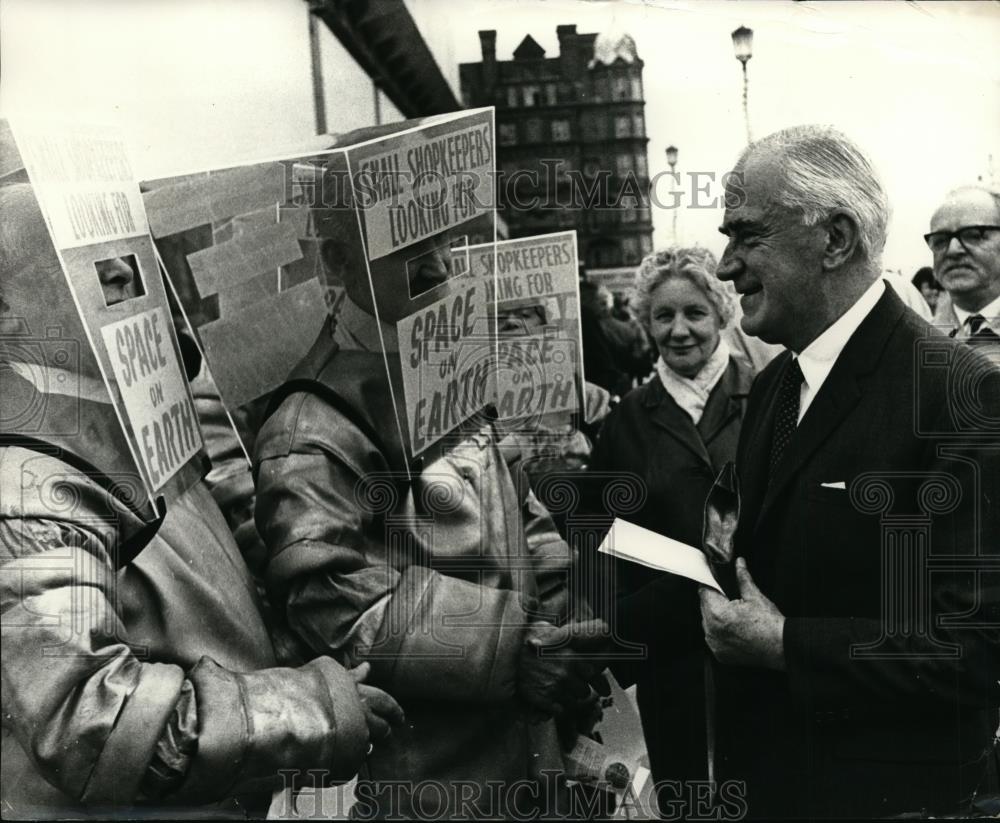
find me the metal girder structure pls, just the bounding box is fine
[309,0,460,117]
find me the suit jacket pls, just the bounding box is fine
[720,288,1000,818]
[586,356,753,785]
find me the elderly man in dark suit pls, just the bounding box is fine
[699,125,1000,819]
[927,185,1000,346]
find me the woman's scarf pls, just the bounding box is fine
[654,338,731,424]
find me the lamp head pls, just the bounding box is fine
[732,25,753,64]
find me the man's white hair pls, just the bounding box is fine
[739,125,890,271]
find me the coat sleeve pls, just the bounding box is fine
[0,515,369,807]
[255,395,529,704]
[521,485,586,624]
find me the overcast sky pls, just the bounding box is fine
[3,0,998,276]
[415,0,1000,275]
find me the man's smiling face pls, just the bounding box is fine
[716,151,828,352]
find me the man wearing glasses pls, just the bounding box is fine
[925,186,1000,343]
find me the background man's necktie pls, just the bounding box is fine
[968,314,1000,342]
[769,358,803,478]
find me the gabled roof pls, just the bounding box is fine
[589,32,638,67]
[513,34,546,60]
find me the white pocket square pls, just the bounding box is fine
[820,481,847,490]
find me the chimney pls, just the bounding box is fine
[556,24,578,80]
[479,30,497,91]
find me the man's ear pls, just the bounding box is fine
[822,210,862,270]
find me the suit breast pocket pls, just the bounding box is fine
[805,484,856,510]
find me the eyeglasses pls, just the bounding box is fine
[923,225,1000,254]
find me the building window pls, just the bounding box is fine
[499,123,518,145]
[633,115,645,136]
[631,77,643,100]
[613,76,630,101]
[640,234,653,254]
[545,84,558,106]
[523,85,541,106]
[623,236,640,265]
[615,153,634,176]
[635,154,648,177]
[589,241,622,268]
[614,115,631,138]
[506,87,519,108]
[525,119,543,143]
[552,119,571,142]
[582,113,607,141]
[592,76,609,102]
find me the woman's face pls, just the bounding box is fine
[648,275,722,378]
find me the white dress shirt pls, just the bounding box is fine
[794,278,885,424]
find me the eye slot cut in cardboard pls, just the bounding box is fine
[405,234,470,299]
[95,253,146,307]
[497,301,549,335]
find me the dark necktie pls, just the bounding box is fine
[968,314,999,342]
[769,358,803,478]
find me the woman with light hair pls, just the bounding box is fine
[587,245,755,805]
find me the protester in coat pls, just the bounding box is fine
[0,182,401,819]
[252,223,611,820]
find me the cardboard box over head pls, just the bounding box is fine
[1,118,205,518]
[143,108,498,470]
[468,231,585,432]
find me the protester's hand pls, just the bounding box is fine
[699,558,785,670]
[348,662,405,742]
[516,619,612,718]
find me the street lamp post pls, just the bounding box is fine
[732,25,754,144]
[665,145,679,243]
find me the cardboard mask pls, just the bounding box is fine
[468,231,585,432]
[1,118,205,525]
[144,108,497,470]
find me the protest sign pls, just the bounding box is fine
[143,157,327,427]
[5,118,204,505]
[342,108,497,461]
[143,109,496,468]
[469,231,584,431]
[396,281,494,455]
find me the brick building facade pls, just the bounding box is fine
[460,25,654,279]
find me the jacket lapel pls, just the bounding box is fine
[738,358,784,541]
[753,288,906,534]
[643,378,713,466]
[698,357,754,445]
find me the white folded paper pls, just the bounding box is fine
[597,517,723,593]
